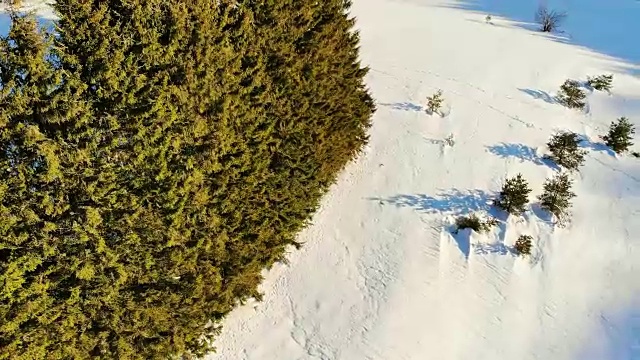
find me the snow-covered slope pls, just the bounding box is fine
[208,0,640,359]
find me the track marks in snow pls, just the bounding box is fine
[372,65,538,130]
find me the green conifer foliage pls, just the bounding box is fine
[494,173,532,216]
[603,117,635,154]
[0,0,374,358]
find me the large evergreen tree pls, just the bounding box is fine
[0,0,374,358]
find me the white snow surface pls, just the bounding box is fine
[208,0,640,359]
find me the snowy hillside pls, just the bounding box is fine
[207,0,640,359]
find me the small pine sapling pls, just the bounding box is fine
[444,133,455,147]
[494,173,532,216]
[485,14,492,23]
[455,214,499,234]
[538,172,576,226]
[514,235,533,256]
[535,6,567,32]
[426,89,444,116]
[587,74,613,92]
[602,117,635,154]
[545,131,587,171]
[556,79,586,110]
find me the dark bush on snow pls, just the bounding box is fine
[557,79,586,110]
[602,117,635,154]
[587,74,613,92]
[535,6,567,32]
[538,172,576,227]
[514,235,533,256]
[545,131,587,171]
[455,214,499,233]
[495,173,532,216]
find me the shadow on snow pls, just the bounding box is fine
[473,242,512,256]
[378,101,423,112]
[372,189,494,216]
[439,0,640,75]
[577,134,616,156]
[372,189,518,258]
[486,142,560,170]
[518,88,557,105]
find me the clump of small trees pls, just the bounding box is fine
[451,167,579,258]
[490,166,577,227]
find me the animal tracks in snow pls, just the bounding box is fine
[373,65,539,130]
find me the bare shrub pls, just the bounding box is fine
[535,6,567,33]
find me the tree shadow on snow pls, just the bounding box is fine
[378,102,423,112]
[438,0,640,75]
[473,242,512,256]
[372,189,494,216]
[577,134,616,156]
[486,143,560,170]
[450,228,472,259]
[518,88,556,104]
[530,203,554,224]
[372,189,517,258]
